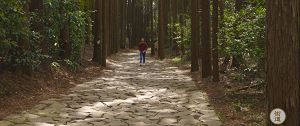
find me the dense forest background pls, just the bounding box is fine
[1,0,298,125]
[0,0,265,76]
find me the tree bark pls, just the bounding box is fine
[134,1,139,47]
[168,0,172,46]
[111,0,114,54]
[101,0,107,67]
[131,0,136,49]
[145,1,149,45]
[197,0,201,59]
[150,0,155,56]
[158,0,165,60]
[107,1,112,55]
[191,0,199,72]
[114,0,119,53]
[144,1,147,44]
[180,0,185,55]
[121,0,127,49]
[163,0,169,47]
[127,0,132,49]
[201,0,212,78]
[138,1,143,42]
[212,0,219,82]
[265,0,300,125]
[138,1,143,44]
[153,1,157,38]
[172,0,179,55]
[92,0,102,63]
[59,23,71,59]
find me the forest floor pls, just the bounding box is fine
[161,49,266,125]
[0,46,265,125]
[0,46,121,119]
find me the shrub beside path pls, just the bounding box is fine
[1,50,222,126]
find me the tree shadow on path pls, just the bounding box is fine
[3,50,222,126]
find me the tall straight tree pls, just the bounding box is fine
[180,0,185,55]
[197,0,201,59]
[150,0,155,56]
[137,1,143,43]
[110,0,114,54]
[144,1,148,43]
[190,0,199,72]
[114,0,119,53]
[131,0,136,48]
[127,0,132,49]
[153,1,157,38]
[126,0,129,48]
[92,0,102,63]
[101,0,107,67]
[265,0,300,125]
[126,0,130,48]
[168,0,172,46]
[158,0,165,60]
[212,0,219,82]
[146,1,150,45]
[138,0,143,44]
[171,0,179,54]
[201,0,212,78]
[163,0,169,47]
[120,0,126,49]
[108,0,112,55]
[134,0,139,47]
[107,1,111,55]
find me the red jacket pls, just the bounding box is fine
[138,42,148,52]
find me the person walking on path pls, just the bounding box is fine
[138,38,148,66]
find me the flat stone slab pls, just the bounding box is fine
[3,50,222,126]
[26,122,55,126]
[28,117,53,123]
[105,120,128,126]
[159,118,178,125]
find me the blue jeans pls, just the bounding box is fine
[140,52,146,63]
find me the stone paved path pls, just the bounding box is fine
[1,50,222,126]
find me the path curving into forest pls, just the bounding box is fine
[1,50,222,126]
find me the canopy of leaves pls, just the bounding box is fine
[0,0,91,70]
[218,1,266,69]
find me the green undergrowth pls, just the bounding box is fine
[170,54,190,63]
[0,121,9,124]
